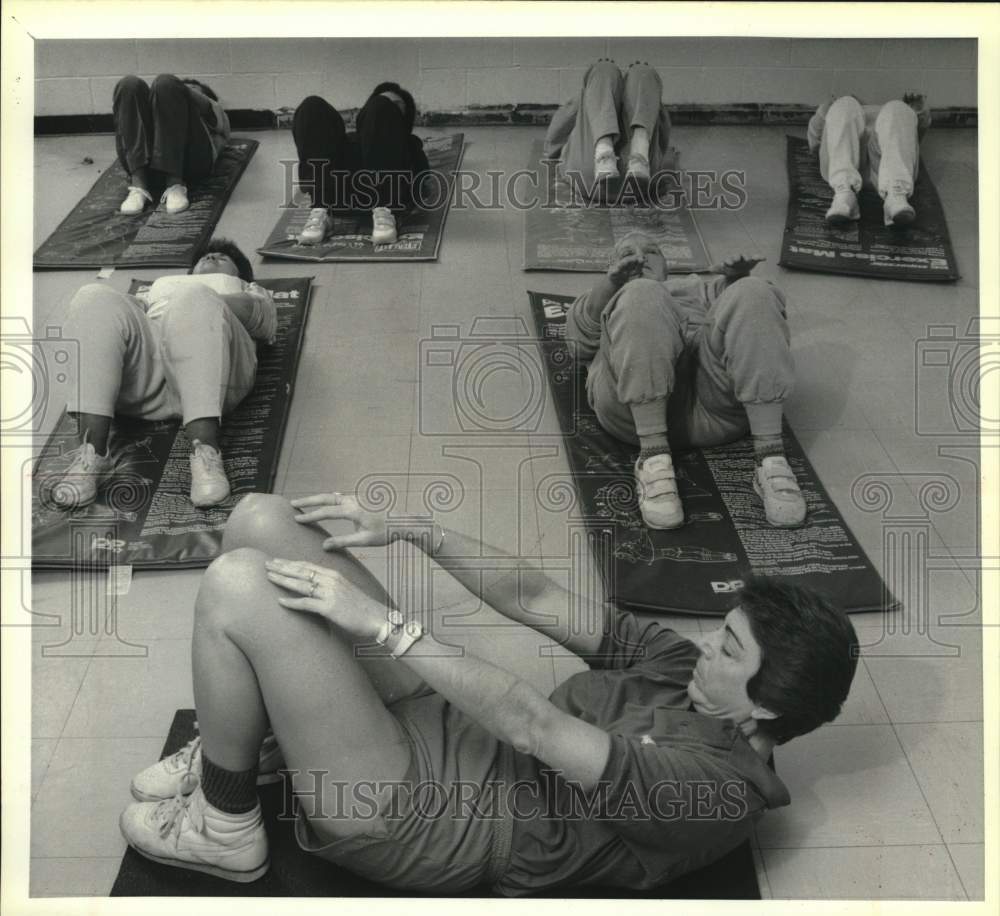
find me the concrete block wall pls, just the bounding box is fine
[35,37,977,117]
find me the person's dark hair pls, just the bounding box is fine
[198,237,253,282]
[181,78,219,102]
[371,81,417,132]
[739,576,858,745]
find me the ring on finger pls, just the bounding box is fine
[309,581,318,598]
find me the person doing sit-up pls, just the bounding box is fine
[113,74,231,216]
[566,232,805,530]
[45,239,277,509]
[117,490,857,893]
[291,82,430,247]
[545,59,672,187]
[807,93,931,227]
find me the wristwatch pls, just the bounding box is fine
[390,620,425,659]
[374,610,405,647]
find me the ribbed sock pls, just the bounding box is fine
[638,432,670,466]
[200,752,259,815]
[752,433,785,465]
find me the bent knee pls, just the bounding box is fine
[66,284,132,320]
[295,94,329,116]
[724,277,787,314]
[223,492,293,549]
[114,75,147,96]
[615,278,672,310]
[197,546,269,622]
[830,94,863,112]
[151,73,186,95]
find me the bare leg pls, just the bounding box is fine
[222,493,425,704]
[193,545,412,838]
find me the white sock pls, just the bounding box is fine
[595,135,615,158]
[629,126,650,159]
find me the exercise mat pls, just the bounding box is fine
[523,140,711,273]
[33,139,259,270]
[779,135,959,281]
[110,709,761,899]
[529,291,898,616]
[31,276,312,569]
[257,134,464,262]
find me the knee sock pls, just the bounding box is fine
[200,752,259,815]
[629,126,650,160]
[595,135,615,158]
[752,433,785,465]
[638,432,671,466]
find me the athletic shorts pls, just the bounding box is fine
[294,689,515,893]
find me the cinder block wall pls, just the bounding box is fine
[35,37,977,117]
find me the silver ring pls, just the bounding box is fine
[309,581,318,598]
[309,570,318,583]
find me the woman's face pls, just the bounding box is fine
[614,234,667,281]
[687,607,769,726]
[193,252,240,278]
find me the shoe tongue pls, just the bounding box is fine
[643,453,672,470]
[762,455,788,471]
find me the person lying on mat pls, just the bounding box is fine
[291,82,430,247]
[545,59,672,188]
[566,231,805,530]
[45,239,276,510]
[807,93,931,227]
[118,491,858,891]
[114,74,231,216]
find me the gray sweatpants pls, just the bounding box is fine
[568,276,793,450]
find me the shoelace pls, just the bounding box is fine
[168,736,202,788]
[372,208,394,228]
[154,788,206,849]
[303,209,327,231]
[192,445,224,473]
[888,180,910,197]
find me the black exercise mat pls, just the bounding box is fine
[111,709,760,899]
[33,139,259,271]
[523,140,711,273]
[778,135,959,281]
[257,134,464,262]
[530,291,898,616]
[31,277,311,569]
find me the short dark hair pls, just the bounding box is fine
[182,78,219,102]
[199,237,253,282]
[371,81,417,132]
[739,576,858,745]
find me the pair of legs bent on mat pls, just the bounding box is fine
[113,74,230,216]
[807,94,930,227]
[47,244,271,509]
[567,233,805,530]
[544,59,672,187]
[291,85,429,247]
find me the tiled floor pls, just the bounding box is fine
[27,124,985,899]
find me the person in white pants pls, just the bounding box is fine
[807,94,931,227]
[46,239,277,510]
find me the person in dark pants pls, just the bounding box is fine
[113,74,230,216]
[291,82,430,246]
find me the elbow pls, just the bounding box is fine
[507,686,553,757]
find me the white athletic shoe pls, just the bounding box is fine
[120,186,153,215]
[754,455,807,528]
[119,787,269,884]
[189,440,230,508]
[162,184,190,214]
[131,735,286,803]
[635,453,684,529]
[626,152,651,182]
[825,186,860,226]
[371,207,397,245]
[49,440,114,509]
[594,150,620,182]
[883,181,916,227]
[297,207,329,245]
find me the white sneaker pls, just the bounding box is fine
[297,207,329,245]
[292,186,314,209]
[120,186,152,215]
[49,440,114,509]
[371,207,397,245]
[634,453,684,529]
[189,440,230,508]
[131,735,286,802]
[754,455,806,528]
[594,150,620,182]
[883,182,916,226]
[626,152,651,182]
[825,186,859,226]
[162,184,190,214]
[119,787,269,883]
